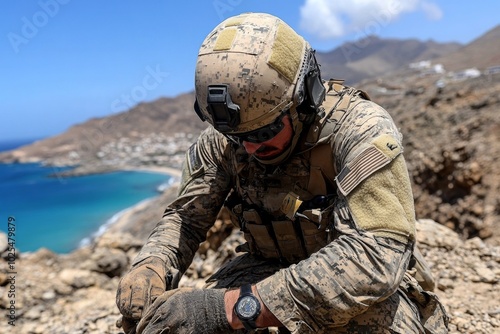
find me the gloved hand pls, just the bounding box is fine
[136,288,232,334]
[116,256,167,331]
[116,316,138,334]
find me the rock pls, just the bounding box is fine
[85,247,129,277]
[24,305,45,320]
[437,278,455,291]
[53,281,73,295]
[472,263,497,283]
[42,290,56,300]
[0,272,8,286]
[59,269,96,288]
[416,219,463,249]
[27,247,59,266]
[464,236,487,252]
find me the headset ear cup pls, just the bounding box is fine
[306,70,326,109]
[305,50,326,110]
[194,99,207,122]
[294,49,326,121]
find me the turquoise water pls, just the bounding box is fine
[0,162,171,253]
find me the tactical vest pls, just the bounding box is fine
[226,80,368,264]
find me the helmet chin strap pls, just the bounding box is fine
[254,108,304,165]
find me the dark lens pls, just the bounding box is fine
[236,112,287,143]
[239,127,275,143]
[257,128,275,142]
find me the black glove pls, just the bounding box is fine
[116,316,138,334]
[116,257,167,322]
[136,288,232,334]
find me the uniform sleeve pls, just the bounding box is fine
[133,127,233,275]
[256,100,417,332]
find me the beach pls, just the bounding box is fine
[91,165,182,242]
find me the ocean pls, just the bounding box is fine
[0,139,171,254]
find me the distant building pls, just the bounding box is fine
[409,60,431,70]
[432,64,445,74]
[420,64,445,76]
[451,68,481,81]
[485,65,500,75]
[410,60,445,77]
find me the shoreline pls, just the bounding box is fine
[78,196,158,248]
[77,165,182,249]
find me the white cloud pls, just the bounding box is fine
[420,1,443,20]
[300,0,442,39]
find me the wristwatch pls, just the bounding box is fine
[234,284,261,331]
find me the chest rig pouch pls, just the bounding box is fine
[227,189,336,264]
[226,80,369,264]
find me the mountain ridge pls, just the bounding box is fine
[316,35,462,84]
[434,24,500,71]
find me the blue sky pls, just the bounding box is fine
[1,1,499,141]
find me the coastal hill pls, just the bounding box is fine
[0,92,202,173]
[1,26,500,333]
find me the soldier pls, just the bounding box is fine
[116,12,449,334]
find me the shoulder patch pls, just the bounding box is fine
[371,134,402,159]
[336,135,402,196]
[187,143,202,174]
[179,143,204,196]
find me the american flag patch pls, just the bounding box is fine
[336,145,393,196]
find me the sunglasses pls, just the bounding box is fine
[230,112,288,143]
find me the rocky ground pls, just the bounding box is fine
[363,71,500,246]
[1,182,499,333]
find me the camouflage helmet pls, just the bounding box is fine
[194,12,325,138]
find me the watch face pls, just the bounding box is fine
[236,295,259,319]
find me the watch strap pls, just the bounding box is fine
[242,319,257,332]
[240,284,252,296]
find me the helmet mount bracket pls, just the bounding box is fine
[197,84,241,133]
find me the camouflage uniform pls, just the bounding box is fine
[133,86,449,333]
